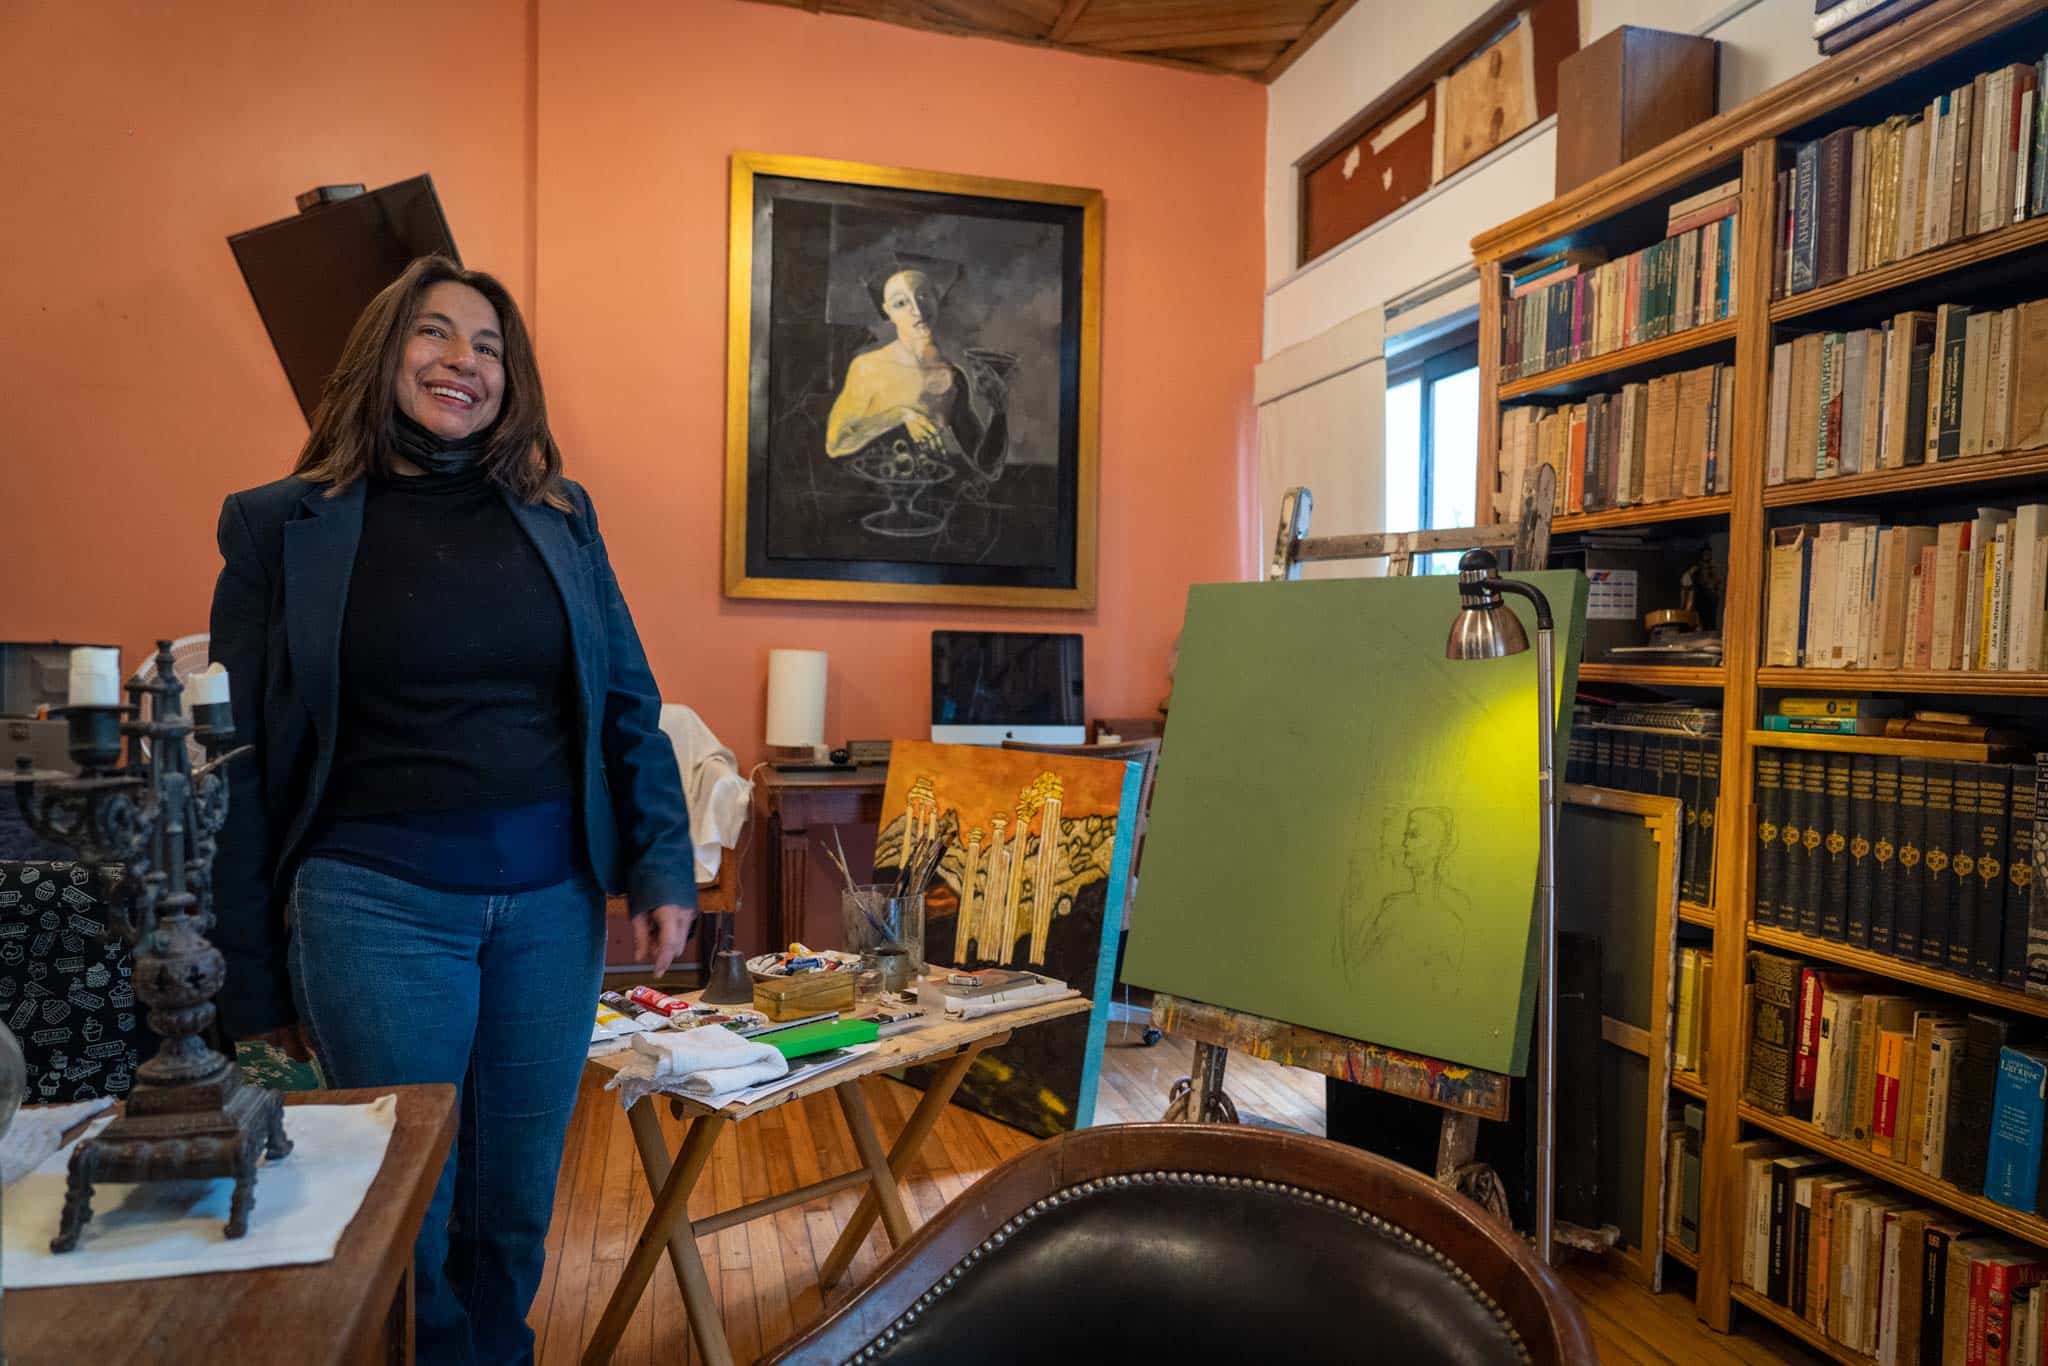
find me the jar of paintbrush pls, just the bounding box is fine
[839,885,925,994]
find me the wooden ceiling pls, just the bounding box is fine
[741,0,1362,82]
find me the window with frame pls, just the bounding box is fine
[1383,325,1479,575]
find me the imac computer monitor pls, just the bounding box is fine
[229,175,459,420]
[931,631,1085,746]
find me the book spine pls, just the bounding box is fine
[1879,757,1911,959]
[1940,308,1971,461]
[1746,952,1799,1115]
[1902,760,1936,964]
[1976,764,2014,989]
[1928,763,1962,975]
[1825,753,1854,941]
[1852,754,1880,951]
[1758,749,1786,928]
[1953,763,1986,983]
[1793,141,1821,294]
[1795,967,1826,1123]
[1804,754,1830,939]
[1956,1014,2012,1192]
[2018,763,2046,999]
[1703,743,1722,907]
[1781,755,1810,933]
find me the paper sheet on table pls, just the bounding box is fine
[0,1098,115,1187]
[3,1095,396,1287]
[606,1043,878,1111]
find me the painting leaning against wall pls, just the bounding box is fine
[723,153,1103,608]
[873,740,1142,1137]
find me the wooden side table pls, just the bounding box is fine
[9,1083,457,1366]
[755,767,887,951]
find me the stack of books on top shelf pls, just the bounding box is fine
[1752,750,2043,990]
[1813,0,1935,58]
[1677,948,1715,1080]
[1499,179,1739,382]
[1564,709,1722,905]
[1500,360,1734,516]
[1774,51,2048,298]
[1764,506,2048,671]
[1767,297,2048,486]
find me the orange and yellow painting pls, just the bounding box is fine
[875,740,1142,1136]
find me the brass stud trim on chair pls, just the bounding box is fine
[837,1170,1531,1364]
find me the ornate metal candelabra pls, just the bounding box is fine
[12,640,290,1252]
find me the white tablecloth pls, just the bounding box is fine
[3,1094,396,1287]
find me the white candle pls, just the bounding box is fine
[67,647,121,708]
[186,663,231,707]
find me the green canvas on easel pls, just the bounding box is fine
[1123,570,1587,1077]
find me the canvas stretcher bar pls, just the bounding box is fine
[1149,992,1511,1121]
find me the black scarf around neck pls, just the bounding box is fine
[392,410,488,478]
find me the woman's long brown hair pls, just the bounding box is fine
[293,255,570,510]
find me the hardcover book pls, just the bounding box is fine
[1746,950,1803,1115]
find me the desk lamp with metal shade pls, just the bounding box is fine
[1444,547,1559,1267]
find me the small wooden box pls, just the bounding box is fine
[1555,27,1719,195]
[754,971,856,1021]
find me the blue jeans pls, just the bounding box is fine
[288,856,603,1366]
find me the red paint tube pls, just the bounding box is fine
[628,985,690,1016]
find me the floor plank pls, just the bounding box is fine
[535,1034,1816,1363]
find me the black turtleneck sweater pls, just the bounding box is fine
[306,421,580,892]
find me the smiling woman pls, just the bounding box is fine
[206,254,699,1364]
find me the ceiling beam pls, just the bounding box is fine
[1095,22,1304,53]
[1048,0,1091,42]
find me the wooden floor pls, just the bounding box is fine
[531,1025,1819,1363]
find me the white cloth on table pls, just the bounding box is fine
[629,1027,787,1100]
[0,1098,115,1187]
[657,704,752,885]
[3,1094,397,1287]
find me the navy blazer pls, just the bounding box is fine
[207,472,695,1037]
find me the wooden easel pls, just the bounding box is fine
[1161,467,1605,1235]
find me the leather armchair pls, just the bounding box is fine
[767,1122,1596,1364]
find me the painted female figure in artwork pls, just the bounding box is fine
[824,258,1012,537]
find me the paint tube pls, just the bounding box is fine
[627,985,690,1016]
[600,990,669,1031]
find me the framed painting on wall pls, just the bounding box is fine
[723,152,1103,608]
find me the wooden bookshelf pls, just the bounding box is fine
[1729,1286,1874,1366]
[1743,728,2021,762]
[1497,315,1738,400]
[1679,900,1715,928]
[1471,0,2048,1339]
[1666,1236,1700,1270]
[1673,1069,1708,1100]
[1754,667,2048,697]
[1553,494,1731,533]
[1747,923,2048,1021]
[1760,445,2048,507]
[1768,212,2048,323]
[1737,1102,2048,1250]
[1577,662,1725,687]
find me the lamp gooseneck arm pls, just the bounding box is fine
[1484,577,1554,632]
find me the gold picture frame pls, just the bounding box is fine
[723,152,1103,608]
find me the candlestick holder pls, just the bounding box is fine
[12,641,291,1252]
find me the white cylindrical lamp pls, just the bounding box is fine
[764,649,828,762]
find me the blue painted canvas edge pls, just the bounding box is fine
[1074,757,1144,1129]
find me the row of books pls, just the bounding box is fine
[1774,51,2048,298]
[1749,957,2048,1226]
[1764,510,2048,673]
[1561,724,1721,906]
[1498,362,1735,517]
[1733,1130,2048,1363]
[1752,752,2044,991]
[1498,210,1738,383]
[1766,300,2048,486]
[1675,947,1715,1078]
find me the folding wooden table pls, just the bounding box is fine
[580,995,1089,1365]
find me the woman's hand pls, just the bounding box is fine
[898,408,945,456]
[635,904,696,976]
